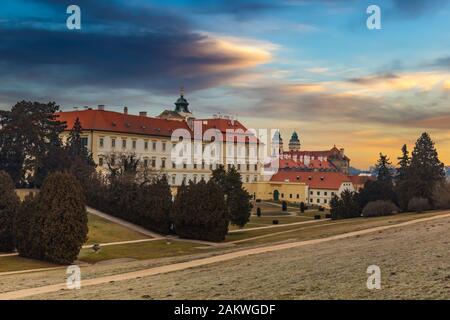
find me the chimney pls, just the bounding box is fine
[139,111,147,117]
[98,104,105,111]
[124,106,128,114]
[340,148,344,157]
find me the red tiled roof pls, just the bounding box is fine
[57,109,191,137]
[349,175,375,186]
[270,171,352,190]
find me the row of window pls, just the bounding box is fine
[309,190,336,196]
[98,156,258,172]
[99,137,165,152]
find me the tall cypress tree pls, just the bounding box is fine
[408,132,445,204]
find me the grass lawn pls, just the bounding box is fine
[229,215,312,231]
[86,214,150,245]
[0,256,57,273]
[78,240,205,264]
[226,210,449,245]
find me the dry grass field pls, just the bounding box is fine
[26,214,450,300]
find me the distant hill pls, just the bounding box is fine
[348,167,362,175]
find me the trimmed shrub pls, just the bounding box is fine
[299,202,306,213]
[325,214,331,219]
[0,171,20,252]
[407,197,431,213]
[318,206,325,212]
[281,201,287,211]
[362,200,398,218]
[272,220,279,225]
[173,180,229,242]
[256,207,261,217]
[15,172,88,264]
[228,187,253,228]
[314,215,321,220]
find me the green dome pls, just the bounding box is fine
[174,94,190,113]
[290,131,299,142]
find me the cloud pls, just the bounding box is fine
[0,1,274,105]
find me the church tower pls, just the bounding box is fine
[158,88,193,120]
[271,130,283,156]
[288,131,301,151]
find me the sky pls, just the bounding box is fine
[0,0,449,169]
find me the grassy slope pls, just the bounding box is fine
[86,214,150,245]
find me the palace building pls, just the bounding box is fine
[57,94,262,186]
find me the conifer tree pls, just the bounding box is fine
[0,171,20,251]
[16,172,88,264]
[408,132,445,204]
[395,144,412,211]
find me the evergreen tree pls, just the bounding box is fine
[0,101,66,186]
[358,153,396,208]
[408,132,445,204]
[211,165,252,228]
[173,180,228,241]
[395,144,412,211]
[330,190,361,220]
[16,172,88,264]
[0,171,20,251]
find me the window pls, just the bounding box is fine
[289,194,292,199]
[254,164,258,171]
[162,142,166,152]
[132,140,137,149]
[310,198,313,202]
[111,138,116,148]
[201,161,205,169]
[144,141,149,150]
[296,194,299,199]
[246,176,249,183]
[161,158,166,168]
[210,164,213,170]
[194,163,197,169]
[183,162,187,169]
[324,192,328,196]
[237,164,241,171]
[171,175,176,185]
[310,191,313,195]
[81,137,88,147]
[227,164,232,171]
[98,157,104,166]
[324,199,328,204]
[281,193,284,198]
[317,191,320,196]
[317,199,320,203]
[151,158,156,168]
[99,137,104,148]
[331,192,335,196]
[172,162,176,169]
[152,141,157,151]
[253,176,257,182]
[143,159,148,168]
[122,139,126,149]
[246,164,250,171]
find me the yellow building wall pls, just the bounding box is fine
[243,182,308,203]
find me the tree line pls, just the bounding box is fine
[331,132,449,219]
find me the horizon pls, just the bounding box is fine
[1,0,449,168]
